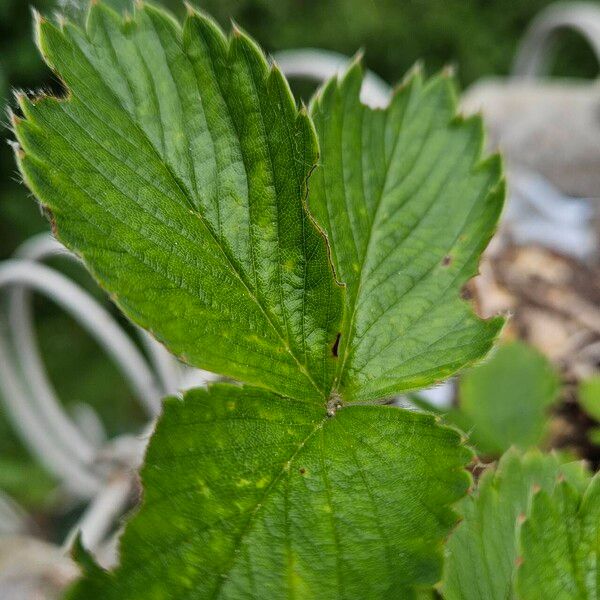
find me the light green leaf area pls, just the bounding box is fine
[443,448,591,600]
[309,62,505,402]
[588,427,600,446]
[454,341,560,456]
[66,384,472,599]
[13,3,343,403]
[579,376,600,422]
[516,472,600,600]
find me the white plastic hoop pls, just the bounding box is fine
[513,2,600,78]
[0,233,218,504]
[274,48,392,108]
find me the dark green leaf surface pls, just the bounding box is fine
[309,63,504,402]
[517,473,600,600]
[454,341,560,455]
[66,384,472,599]
[443,449,590,600]
[14,3,342,402]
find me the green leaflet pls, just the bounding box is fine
[309,62,505,402]
[14,3,342,403]
[66,384,472,599]
[516,473,600,600]
[453,341,560,455]
[442,449,591,600]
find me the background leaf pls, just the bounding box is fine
[579,376,600,422]
[452,341,560,456]
[309,62,504,402]
[66,384,472,599]
[442,448,590,600]
[516,473,600,600]
[14,3,342,403]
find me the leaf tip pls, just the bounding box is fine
[350,48,365,68]
[441,63,457,78]
[184,1,196,16]
[31,6,45,25]
[230,19,242,38]
[7,107,21,130]
[404,60,424,83]
[298,101,309,117]
[9,140,25,161]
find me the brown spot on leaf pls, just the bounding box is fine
[299,468,306,475]
[460,284,473,300]
[442,255,452,267]
[515,556,524,568]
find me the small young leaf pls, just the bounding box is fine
[14,3,342,402]
[309,63,504,402]
[66,384,472,599]
[454,341,560,455]
[516,473,600,600]
[442,449,590,600]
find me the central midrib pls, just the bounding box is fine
[333,84,415,389]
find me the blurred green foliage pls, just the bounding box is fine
[451,342,560,456]
[411,342,561,457]
[0,0,597,507]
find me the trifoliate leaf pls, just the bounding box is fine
[579,375,600,422]
[516,473,600,600]
[66,384,472,599]
[309,62,504,402]
[13,3,343,402]
[455,341,560,455]
[442,448,591,600]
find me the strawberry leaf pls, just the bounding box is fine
[14,3,342,402]
[443,449,590,600]
[309,63,504,402]
[516,472,600,599]
[66,384,471,598]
